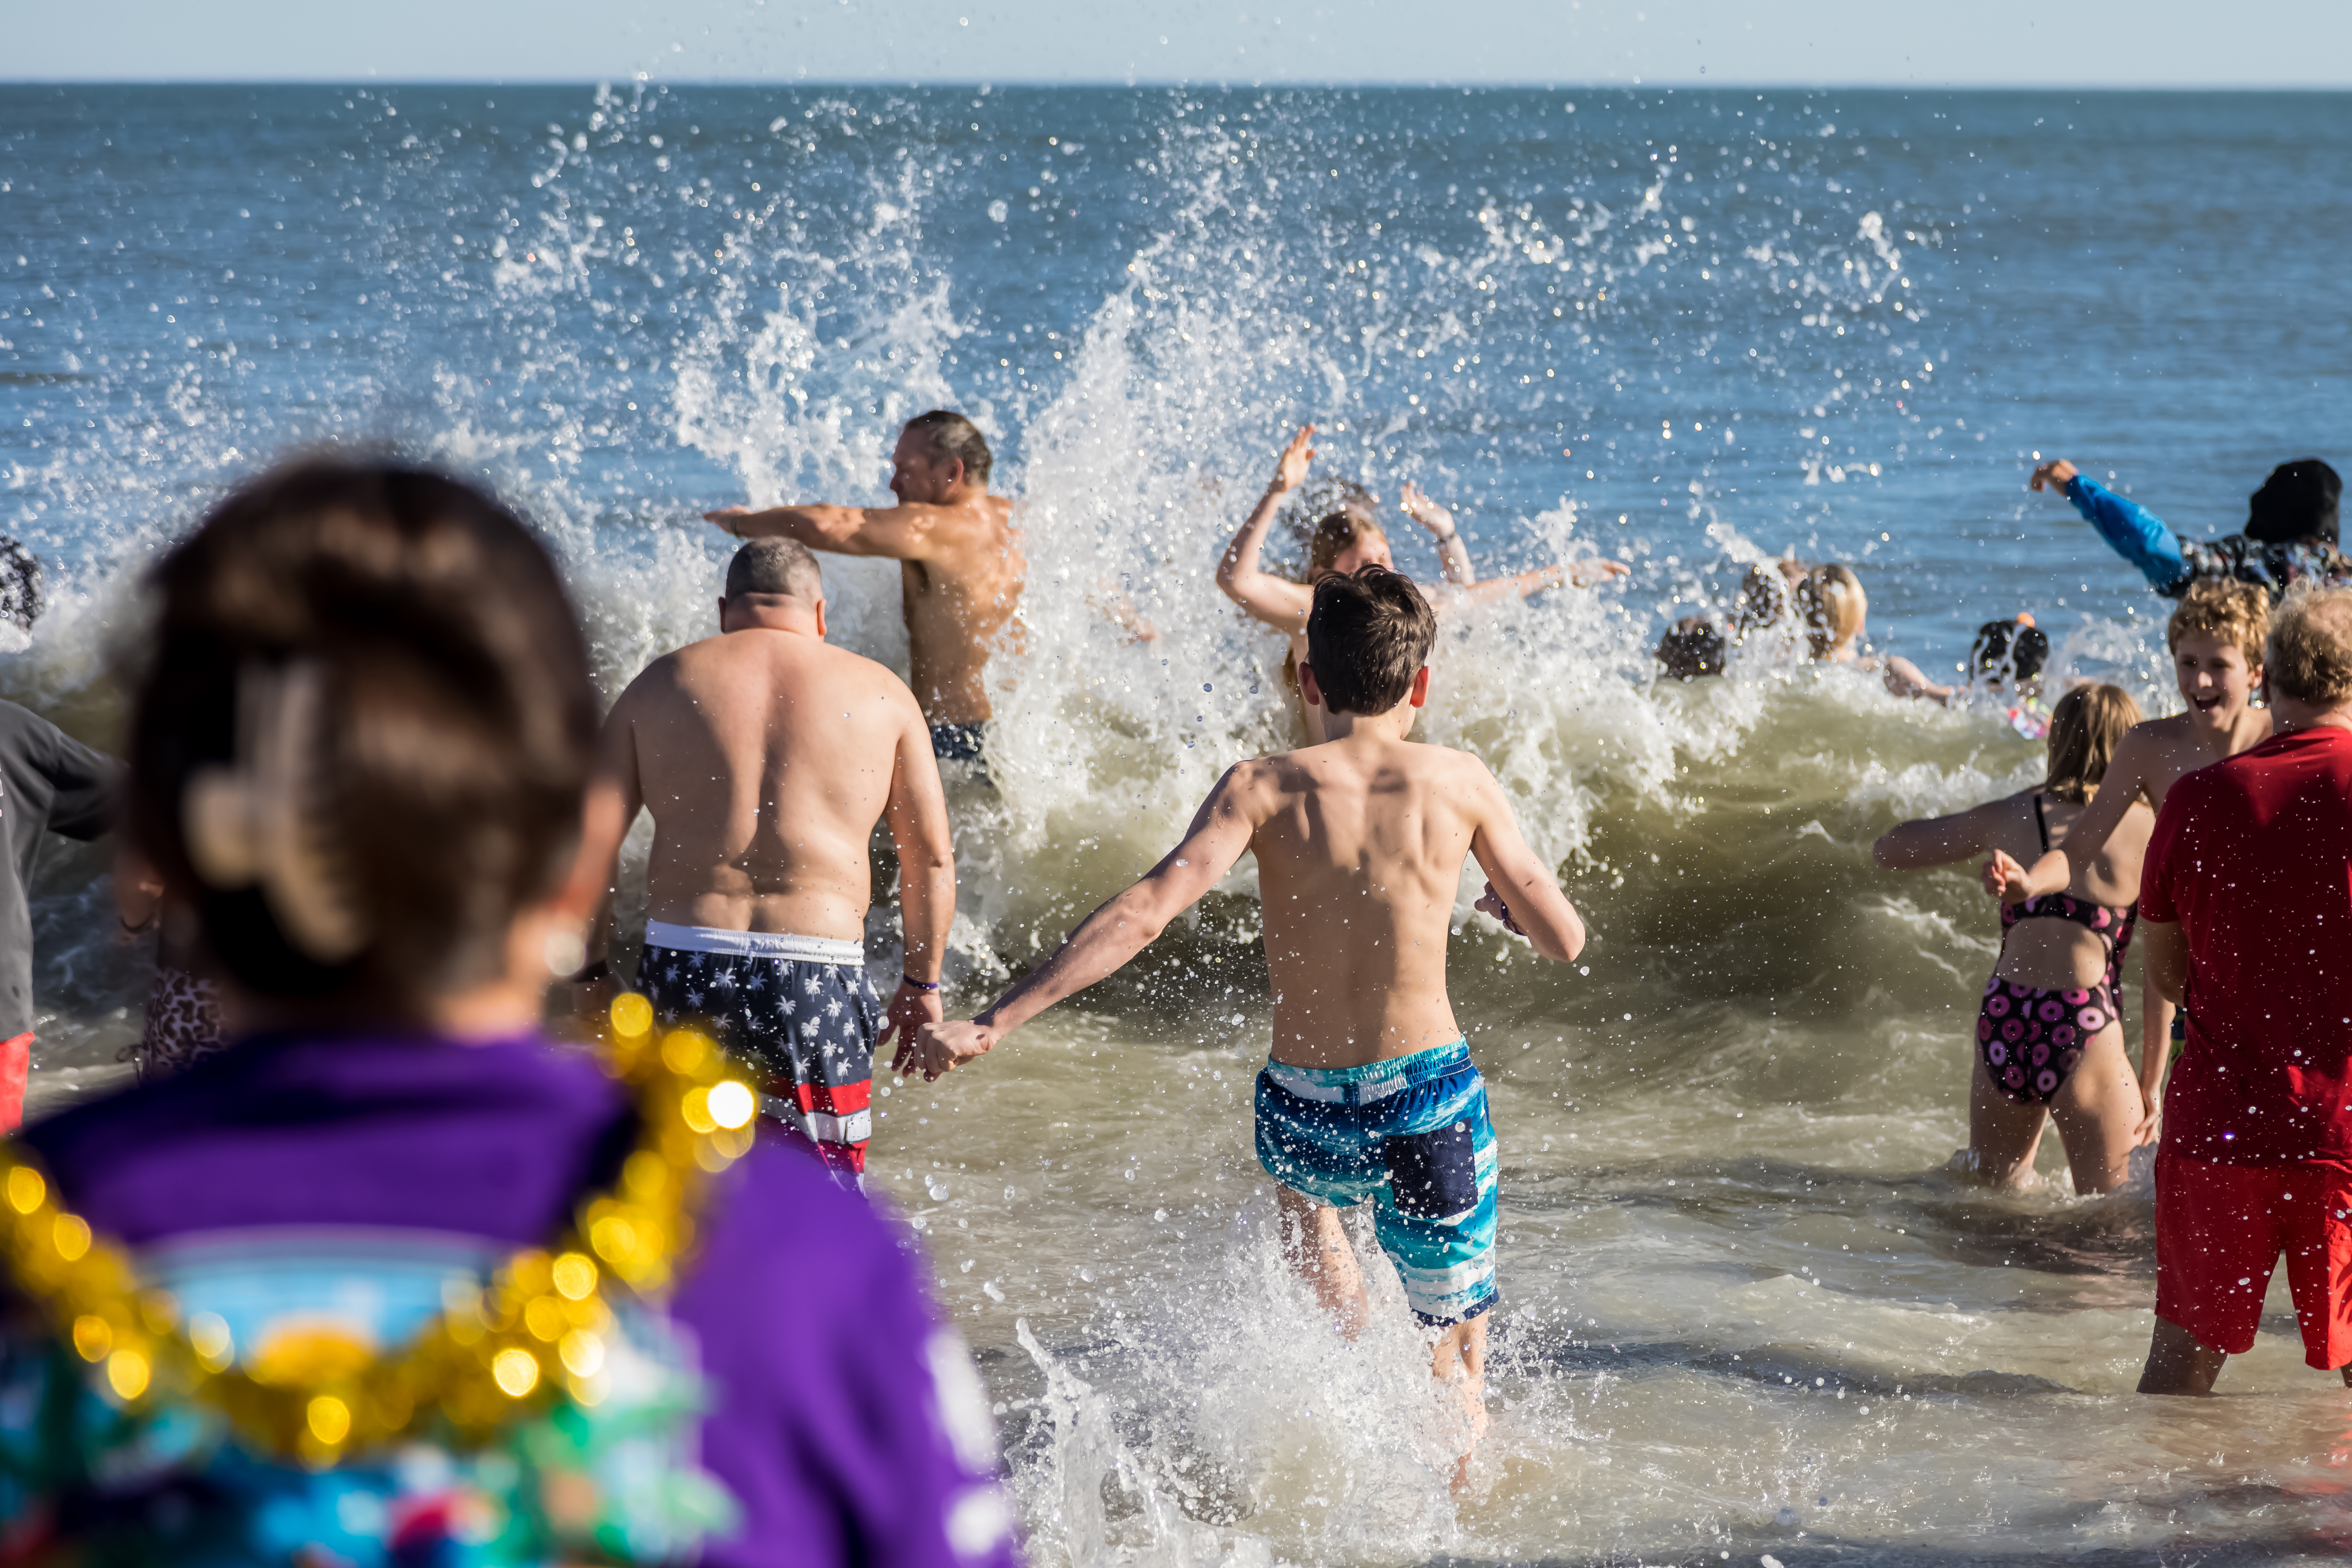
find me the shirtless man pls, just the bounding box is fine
[576,538,956,1181]
[706,410,1025,774]
[1217,425,1628,741]
[1983,581,2271,1139]
[911,565,1587,1488]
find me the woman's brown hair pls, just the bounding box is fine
[126,458,598,1007]
[2042,682,2142,804]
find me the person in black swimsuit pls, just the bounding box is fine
[1873,684,2158,1194]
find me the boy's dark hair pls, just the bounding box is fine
[1304,565,1436,716]
[126,458,598,1006]
[1969,618,2049,684]
[904,409,992,485]
[2246,458,2341,546]
[725,537,823,602]
[1655,616,1726,680]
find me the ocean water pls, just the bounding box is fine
[7,83,2352,1564]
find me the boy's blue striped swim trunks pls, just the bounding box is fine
[1254,1038,1498,1326]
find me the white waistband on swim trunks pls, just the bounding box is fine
[643,920,864,965]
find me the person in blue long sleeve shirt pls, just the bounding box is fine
[2030,456,2347,602]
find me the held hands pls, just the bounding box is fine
[1399,481,1456,539]
[1270,425,1316,495]
[907,1018,1003,1082]
[1981,848,2036,906]
[879,979,945,1074]
[2028,458,2079,494]
[1475,881,1527,937]
[2132,1087,2163,1147]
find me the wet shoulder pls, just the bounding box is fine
[810,639,922,708]
[1404,742,1498,800]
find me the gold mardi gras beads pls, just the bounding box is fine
[0,994,762,1467]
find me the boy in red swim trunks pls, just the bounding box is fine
[2136,586,2352,1392]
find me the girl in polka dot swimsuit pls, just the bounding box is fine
[1872,682,2157,1195]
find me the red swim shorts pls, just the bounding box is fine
[2155,1153,2352,1369]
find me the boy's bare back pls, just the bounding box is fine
[1237,736,1505,1068]
[605,629,935,939]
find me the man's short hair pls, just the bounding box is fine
[725,538,823,603]
[2167,579,2268,664]
[1305,566,1436,716]
[904,409,992,486]
[2265,586,2352,707]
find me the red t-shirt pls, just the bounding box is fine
[2141,724,2352,1167]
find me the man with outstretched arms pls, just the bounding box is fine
[706,410,1024,774]
[1985,581,2271,1140]
[577,539,956,1182]
[911,565,1586,1488]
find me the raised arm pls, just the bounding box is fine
[881,705,957,1070]
[1982,725,2153,903]
[1463,763,1586,962]
[705,501,943,561]
[1873,795,2014,870]
[1216,427,1317,631]
[1398,482,1476,587]
[2032,458,2189,595]
[911,766,1264,1078]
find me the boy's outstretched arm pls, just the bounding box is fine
[2030,458,2189,595]
[906,765,1265,1080]
[1463,764,1586,963]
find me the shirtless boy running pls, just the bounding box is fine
[1985,580,2271,1134]
[913,566,1586,1485]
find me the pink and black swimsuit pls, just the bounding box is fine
[1978,795,2136,1106]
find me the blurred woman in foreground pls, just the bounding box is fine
[0,460,1012,1567]
[1874,683,2154,1194]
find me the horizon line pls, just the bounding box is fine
[5,76,2351,92]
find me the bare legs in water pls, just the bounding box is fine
[1964,1020,2146,1194]
[1276,1184,1489,1493]
[2137,1318,2352,1395]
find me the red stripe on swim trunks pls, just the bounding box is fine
[792,1079,872,1115]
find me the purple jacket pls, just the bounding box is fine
[21,1030,1019,1568]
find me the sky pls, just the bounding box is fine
[8,0,2350,86]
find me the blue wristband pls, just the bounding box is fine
[901,974,941,993]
